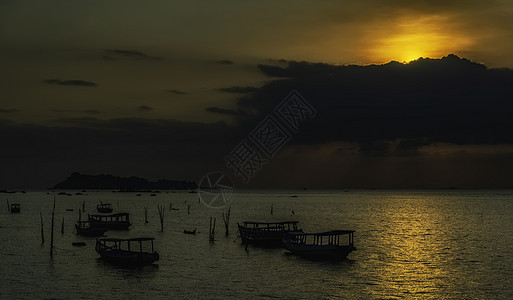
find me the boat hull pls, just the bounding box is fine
[75,224,107,237]
[89,220,130,230]
[95,241,159,266]
[283,242,356,260]
[239,227,303,247]
[237,221,301,247]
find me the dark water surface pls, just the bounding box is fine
[1,190,513,299]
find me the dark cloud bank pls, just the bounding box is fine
[238,54,513,153]
[3,55,513,188]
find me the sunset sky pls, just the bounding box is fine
[1,1,513,189]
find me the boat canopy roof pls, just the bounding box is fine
[290,230,354,236]
[98,237,155,242]
[89,212,129,217]
[242,221,299,225]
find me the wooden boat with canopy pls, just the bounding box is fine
[10,203,20,213]
[96,202,113,213]
[237,221,301,246]
[75,220,107,236]
[282,230,356,260]
[95,237,159,266]
[88,213,131,230]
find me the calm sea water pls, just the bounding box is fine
[1,190,513,299]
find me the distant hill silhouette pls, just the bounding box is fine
[52,172,197,190]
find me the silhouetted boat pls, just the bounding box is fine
[96,202,113,213]
[282,230,356,260]
[75,220,107,236]
[10,203,20,213]
[95,237,159,266]
[183,229,196,235]
[88,213,131,230]
[237,221,301,246]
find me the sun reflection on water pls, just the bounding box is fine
[363,194,457,298]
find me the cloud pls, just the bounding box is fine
[138,105,153,112]
[236,55,513,155]
[215,60,234,65]
[105,49,162,60]
[0,117,237,188]
[44,79,97,87]
[206,107,239,116]
[164,89,189,95]
[50,109,100,114]
[84,109,100,114]
[0,108,19,113]
[218,86,258,94]
[6,54,513,189]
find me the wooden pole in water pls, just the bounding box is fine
[271,203,273,215]
[50,197,55,257]
[222,207,231,236]
[144,206,148,223]
[79,209,82,222]
[61,217,64,234]
[209,217,216,242]
[40,212,45,244]
[187,204,191,215]
[157,205,164,232]
[6,199,9,211]
[82,200,85,212]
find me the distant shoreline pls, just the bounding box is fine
[51,172,197,190]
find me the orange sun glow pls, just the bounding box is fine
[367,15,472,63]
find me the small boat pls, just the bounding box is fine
[89,213,131,230]
[75,220,107,236]
[10,203,20,213]
[183,229,196,235]
[282,230,356,260]
[95,237,159,266]
[96,202,113,213]
[237,221,301,246]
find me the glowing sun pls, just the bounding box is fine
[368,15,472,63]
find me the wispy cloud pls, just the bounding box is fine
[0,108,19,113]
[218,86,258,94]
[50,109,100,114]
[205,106,248,117]
[44,79,97,87]
[164,89,189,95]
[215,60,234,65]
[138,105,153,112]
[104,49,162,60]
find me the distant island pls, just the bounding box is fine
[52,172,197,190]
